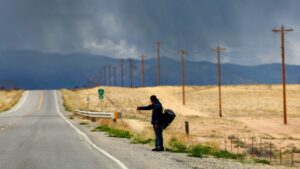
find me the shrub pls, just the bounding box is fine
[253,158,270,165]
[188,145,214,158]
[188,144,245,161]
[213,150,245,160]
[92,125,132,139]
[166,137,188,153]
[79,122,88,125]
[130,135,153,144]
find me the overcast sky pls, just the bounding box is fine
[1,0,300,65]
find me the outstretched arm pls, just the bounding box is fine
[137,104,153,110]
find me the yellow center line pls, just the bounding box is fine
[36,91,44,112]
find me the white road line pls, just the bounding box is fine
[4,91,29,114]
[54,91,128,169]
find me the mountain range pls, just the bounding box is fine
[0,50,299,89]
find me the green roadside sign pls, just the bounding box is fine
[98,88,105,100]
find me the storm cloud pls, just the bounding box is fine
[0,0,300,65]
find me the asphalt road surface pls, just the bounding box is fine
[0,91,126,169]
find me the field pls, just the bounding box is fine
[62,84,300,164]
[0,90,23,112]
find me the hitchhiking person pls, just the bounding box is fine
[137,95,164,151]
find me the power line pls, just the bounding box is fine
[160,45,178,56]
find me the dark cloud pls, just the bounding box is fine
[0,0,299,65]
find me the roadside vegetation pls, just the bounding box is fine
[92,125,132,138]
[79,122,89,125]
[90,124,268,165]
[61,89,79,112]
[0,90,23,112]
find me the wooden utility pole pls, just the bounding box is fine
[211,46,226,117]
[100,71,103,86]
[272,25,293,124]
[156,41,161,86]
[96,73,99,86]
[113,66,117,86]
[103,67,106,86]
[129,59,133,88]
[108,65,112,86]
[180,49,186,105]
[141,54,145,87]
[120,59,124,87]
[93,76,97,87]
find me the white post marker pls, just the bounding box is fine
[86,95,90,110]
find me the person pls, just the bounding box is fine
[137,95,164,151]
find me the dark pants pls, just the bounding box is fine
[153,125,164,149]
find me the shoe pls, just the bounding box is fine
[157,147,164,151]
[152,148,159,151]
[152,147,164,152]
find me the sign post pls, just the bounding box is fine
[98,88,105,111]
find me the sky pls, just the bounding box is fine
[1,0,300,65]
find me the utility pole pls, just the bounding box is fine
[180,49,186,105]
[129,59,133,88]
[141,54,145,87]
[99,71,103,86]
[156,41,161,86]
[120,58,124,87]
[103,67,106,86]
[94,76,98,87]
[272,25,293,125]
[211,46,226,118]
[113,66,117,86]
[108,65,112,86]
[93,76,97,87]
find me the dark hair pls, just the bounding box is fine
[150,95,158,102]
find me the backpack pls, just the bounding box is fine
[162,109,176,129]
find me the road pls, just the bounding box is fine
[0,91,126,169]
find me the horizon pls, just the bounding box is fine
[1,49,300,67]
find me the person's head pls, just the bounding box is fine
[150,95,158,104]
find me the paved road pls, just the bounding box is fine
[0,91,124,169]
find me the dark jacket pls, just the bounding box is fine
[138,100,163,125]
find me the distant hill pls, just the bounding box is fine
[0,50,299,89]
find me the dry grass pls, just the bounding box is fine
[61,84,300,149]
[0,90,23,112]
